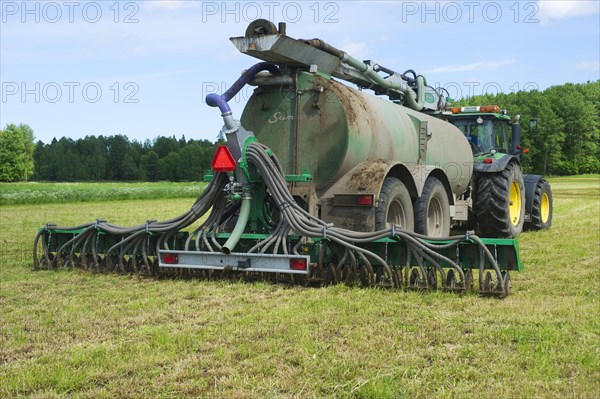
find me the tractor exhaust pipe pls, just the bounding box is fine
[512,114,521,157]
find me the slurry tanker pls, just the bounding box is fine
[34,20,553,297]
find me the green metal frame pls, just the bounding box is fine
[40,228,522,272]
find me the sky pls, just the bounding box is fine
[1,0,599,144]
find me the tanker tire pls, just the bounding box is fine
[375,177,414,232]
[474,161,525,238]
[525,179,553,231]
[414,177,451,237]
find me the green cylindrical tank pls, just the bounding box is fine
[241,71,472,198]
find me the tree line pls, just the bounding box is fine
[1,80,598,182]
[32,135,221,182]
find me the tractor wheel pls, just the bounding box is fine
[414,177,451,237]
[375,177,414,231]
[525,179,553,231]
[474,161,525,238]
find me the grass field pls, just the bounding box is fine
[0,182,206,206]
[0,176,598,398]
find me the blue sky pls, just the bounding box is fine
[1,0,599,144]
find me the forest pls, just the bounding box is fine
[31,135,219,182]
[0,80,598,182]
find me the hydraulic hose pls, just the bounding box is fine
[206,62,280,130]
[222,62,280,102]
[341,54,426,111]
[303,39,425,111]
[222,195,252,254]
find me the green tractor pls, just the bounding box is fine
[445,106,553,237]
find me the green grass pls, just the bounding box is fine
[0,177,599,398]
[0,182,207,205]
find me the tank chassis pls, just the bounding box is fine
[34,20,522,297]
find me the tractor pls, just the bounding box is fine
[445,106,553,237]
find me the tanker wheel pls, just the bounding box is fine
[414,177,451,237]
[525,179,553,231]
[474,161,525,238]
[375,177,414,231]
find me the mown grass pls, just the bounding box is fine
[0,176,598,398]
[0,182,207,206]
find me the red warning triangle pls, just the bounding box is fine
[211,145,236,172]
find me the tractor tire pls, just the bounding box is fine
[474,161,525,238]
[525,179,553,230]
[414,177,451,237]
[375,177,414,232]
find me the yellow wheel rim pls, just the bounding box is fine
[509,181,522,226]
[540,192,550,223]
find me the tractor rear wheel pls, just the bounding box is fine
[525,179,553,230]
[474,161,525,238]
[414,177,451,237]
[375,177,414,232]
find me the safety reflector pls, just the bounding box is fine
[161,253,179,264]
[356,195,373,206]
[289,258,307,270]
[483,158,493,164]
[211,145,236,172]
[333,194,375,207]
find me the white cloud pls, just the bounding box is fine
[576,61,600,72]
[424,60,515,74]
[537,0,599,23]
[339,41,368,59]
[143,1,198,11]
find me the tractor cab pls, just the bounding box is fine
[447,106,515,157]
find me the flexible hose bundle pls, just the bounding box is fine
[33,172,229,271]
[242,141,505,293]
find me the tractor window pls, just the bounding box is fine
[494,122,512,153]
[476,121,494,153]
[453,120,494,155]
[452,118,510,155]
